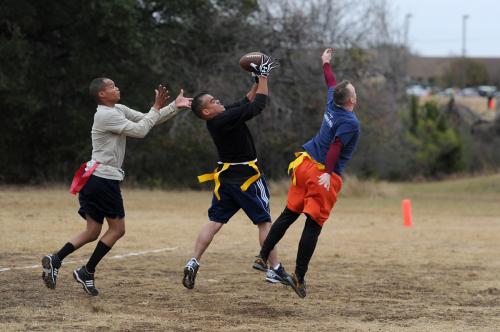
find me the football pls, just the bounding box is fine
[239,52,269,73]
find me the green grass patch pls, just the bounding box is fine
[400,173,500,195]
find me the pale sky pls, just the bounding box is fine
[391,0,500,57]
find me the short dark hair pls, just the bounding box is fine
[333,80,353,106]
[191,92,209,119]
[89,77,108,103]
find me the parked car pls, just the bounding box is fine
[477,85,497,97]
[437,88,457,97]
[406,84,430,96]
[458,88,480,97]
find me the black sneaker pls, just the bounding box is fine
[252,255,267,272]
[290,273,306,298]
[42,254,61,289]
[73,266,99,296]
[182,258,199,289]
[272,263,295,286]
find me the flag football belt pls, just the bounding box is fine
[70,160,100,194]
[288,152,325,185]
[198,159,260,200]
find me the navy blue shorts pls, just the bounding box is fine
[78,175,125,224]
[208,176,271,224]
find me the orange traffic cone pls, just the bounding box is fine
[488,98,495,110]
[402,199,412,227]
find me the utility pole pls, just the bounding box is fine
[462,15,469,58]
[404,13,412,49]
[403,13,413,86]
[461,14,469,88]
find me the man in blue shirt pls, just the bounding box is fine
[254,48,360,298]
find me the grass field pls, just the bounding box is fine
[1,175,500,331]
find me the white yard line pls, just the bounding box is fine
[0,247,178,273]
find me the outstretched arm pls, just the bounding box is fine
[100,85,167,138]
[322,48,337,88]
[256,76,268,96]
[225,75,267,111]
[211,76,268,129]
[120,84,168,122]
[246,82,259,102]
[224,81,257,108]
[157,89,193,125]
[245,54,276,101]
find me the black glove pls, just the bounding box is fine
[250,55,280,77]
[259,55,279,77]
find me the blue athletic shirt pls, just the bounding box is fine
[302,86,360,176]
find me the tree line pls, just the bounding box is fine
[1,0,497,186]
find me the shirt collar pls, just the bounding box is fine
[96,104,115,112]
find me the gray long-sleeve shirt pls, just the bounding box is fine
[89,101,181,180]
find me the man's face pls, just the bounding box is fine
[347,84,357,107]
[200,94,225,118]
[98,79,120,104]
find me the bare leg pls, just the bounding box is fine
[42,216,102,289]
[69,216,102,249]
[192,221,224,261]
[83,217,125,274]
[258,222,279,267]
[183,221,222,289]
[100,217,126,247]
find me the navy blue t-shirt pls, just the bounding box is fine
[303,86,360,176]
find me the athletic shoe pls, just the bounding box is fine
[41,254,61,289]
[265,267,285,284]
[73,266,99,296]
[290,273,306,298]
[271,263,296,287]
[252,255,267,272]
[182,258,199,289]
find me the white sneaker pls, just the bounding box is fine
[266,267,285,284]
[182,258,199,289]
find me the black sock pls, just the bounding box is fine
[295,215,322,282]
[85,241,111,273]
[260,207,300,261]
[56,242,76,261]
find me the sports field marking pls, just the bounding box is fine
[0,247,178,273]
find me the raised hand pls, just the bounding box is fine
[257,55,279,77]
[153,84,170,111]
[322,48,334,64]
[174,89,193,109]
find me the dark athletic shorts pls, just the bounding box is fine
[78,175,125,224]
[208,176,271,224]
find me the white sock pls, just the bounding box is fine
[273,263,281,270]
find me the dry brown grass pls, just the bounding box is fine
[337,175,400,198]
[420,95,497,121]
[1,182,499,331]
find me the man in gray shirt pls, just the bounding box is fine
[41,77,192,296]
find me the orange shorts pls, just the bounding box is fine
[286,158,343,227]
